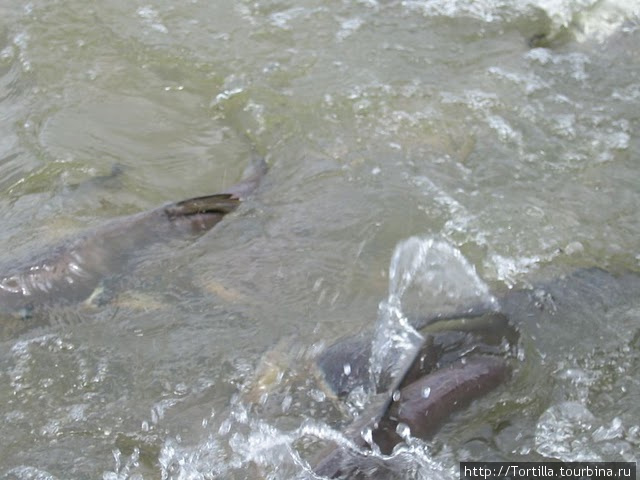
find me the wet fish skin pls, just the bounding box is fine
[0,158,267,317]
[312,308,518,478]
[313,356,510,478]
[312,314,515,478]
[312,268,640,477]
[372,356,510,453]
[315,311,516,399]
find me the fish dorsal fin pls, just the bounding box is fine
[164,193,240,219]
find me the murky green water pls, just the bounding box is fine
[0,0,638,478]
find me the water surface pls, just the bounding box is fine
[0,0,638,478]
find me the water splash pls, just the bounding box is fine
[400,0,640,43]
[533,0,640,43]
[1,466,59,480]
[370,293,423,393]
[388,237,494,308]
[103,448,140,480]
[150,237,499,479]
[535,401,601,461]
[370,236,497,393]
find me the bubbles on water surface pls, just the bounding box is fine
[8,334,76,394]
[398,0,639,44]
[156,409,346,479]
[490,253,547,286]
[592,417,625,443]
[1,466,60,480]
[535,401,599,461]
[103,448,141,480]
[534,398,639,463]
[158,436,228,479]
[136,6,169,34]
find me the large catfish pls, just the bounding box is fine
[313,310,515,478]
[311,267,639,478]
[0,158,267,320]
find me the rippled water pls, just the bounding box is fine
[0,0,639,478]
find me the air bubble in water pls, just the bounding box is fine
[396,422,411,439]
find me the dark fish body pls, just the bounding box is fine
[312,310,516,478]
[312,267,640,478]
[313,357,510,479]
[315,311,515,399]
[372,356,510,452]
[0,158,267,316]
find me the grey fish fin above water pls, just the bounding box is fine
[165,194,240,219]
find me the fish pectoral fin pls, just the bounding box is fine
[164,194,240,219]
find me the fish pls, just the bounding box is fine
[0,157,267,320]
[311,267,640,478]
[312,311,516,478]
[315,311,515,399]
[313,357,510,479]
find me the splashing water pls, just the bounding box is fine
[369,293,423,393]
[388,237,496,313]
[370,237,497,393]
[148,237,502,479]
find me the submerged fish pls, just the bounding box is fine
[0,158,267,319]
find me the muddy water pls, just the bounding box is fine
[0,0,638,478]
